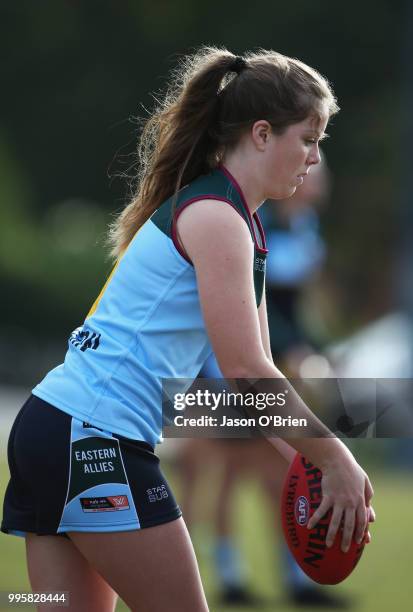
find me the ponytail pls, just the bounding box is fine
[107,47,243,258]
[108,46,338,258]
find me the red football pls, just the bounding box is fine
[281,452,366,585]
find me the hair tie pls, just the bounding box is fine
[231,56,247,75]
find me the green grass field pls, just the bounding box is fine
[0,458,411,612]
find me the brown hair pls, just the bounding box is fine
[108,45,339,258]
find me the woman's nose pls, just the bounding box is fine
[308,144,321,165]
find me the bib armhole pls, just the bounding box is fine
[218,165,268,255]
[171,195,247,265]
[252,212,268,254]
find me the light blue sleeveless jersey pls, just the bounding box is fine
[32,167,267,446]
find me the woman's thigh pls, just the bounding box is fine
[68,517,209,612]
[25,533,117,612]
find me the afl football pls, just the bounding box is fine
[281,452,366,584]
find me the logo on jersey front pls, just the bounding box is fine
[69,326,101,352]
[254,256,266,273]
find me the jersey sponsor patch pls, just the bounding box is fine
[80,495,130,512]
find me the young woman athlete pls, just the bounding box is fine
[1,47,374,611]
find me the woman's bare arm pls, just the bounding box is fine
[257,283,273,362]
[177,200,373,551]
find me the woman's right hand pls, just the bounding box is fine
[306,450,374,553]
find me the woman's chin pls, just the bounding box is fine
[267,186,297,201]
[286,186,297,198]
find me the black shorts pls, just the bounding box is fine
[1,395,181,539]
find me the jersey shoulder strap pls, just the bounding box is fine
[151,166,268,306]
[151,167,250,237]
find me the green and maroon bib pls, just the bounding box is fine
[151,165,268,307]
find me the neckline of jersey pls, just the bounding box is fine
[217,164,268,254]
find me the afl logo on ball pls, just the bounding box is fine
[295,495,309,525]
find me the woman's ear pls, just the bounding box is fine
[251,120,272,151]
